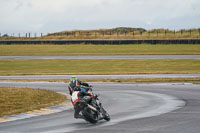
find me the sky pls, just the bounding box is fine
[0,0,200,35]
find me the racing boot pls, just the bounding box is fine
[74,113,83,119]
[74,104,83,119]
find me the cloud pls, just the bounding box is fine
[0,0,200,34]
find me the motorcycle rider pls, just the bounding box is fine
[68,76,93,119]
[68,76,91,96]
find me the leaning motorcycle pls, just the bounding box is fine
[77,92,110,124]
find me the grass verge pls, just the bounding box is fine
[0,44,200,56]
[0,87,67,117]
[0,59,199,75]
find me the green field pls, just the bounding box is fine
[0,59,199,75]
[0,44,200,56]
[0,87,66,117]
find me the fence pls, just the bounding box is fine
[0,33,44,38]
[1,39,200,45]
[46,29,200,39]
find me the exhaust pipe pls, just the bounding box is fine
[87,104,97,112]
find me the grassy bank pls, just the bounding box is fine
[0,87,67,117]
[0,44,200,56]
[0,59,199,75]
[1,27,200,40]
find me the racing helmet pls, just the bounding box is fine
[70,76,78,81]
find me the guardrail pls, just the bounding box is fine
[0,39,200,44]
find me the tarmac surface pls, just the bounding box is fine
[0,55,200,59]
[0,81,200,133]
[0,73,200,79]
[0,74,200,79]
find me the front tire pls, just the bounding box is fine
[100,107,110,121]
[104,112,110,121]
[82,108,98,124]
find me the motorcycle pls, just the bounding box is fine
[76,91,110,124]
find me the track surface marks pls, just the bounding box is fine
[0,55,200,59]
[0,82,199,133]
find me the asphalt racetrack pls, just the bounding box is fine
[0,81,200,133]
[0,55,200,59]
[0,74,200,79]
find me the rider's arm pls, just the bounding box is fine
[79,80,90,87]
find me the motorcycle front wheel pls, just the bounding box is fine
[82,107,99,124]
[104,112,110,121]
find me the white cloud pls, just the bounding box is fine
[0,0,200,34]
